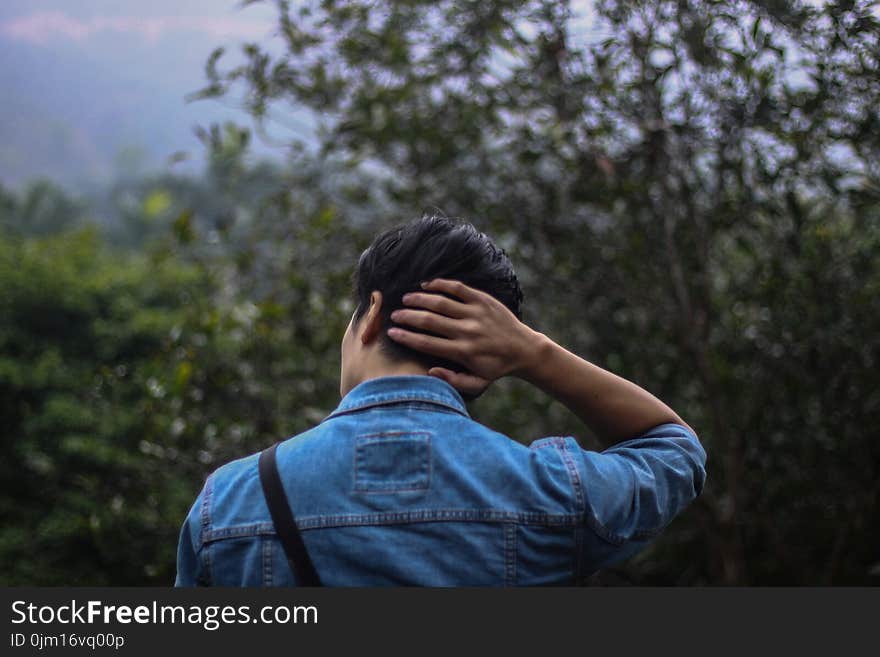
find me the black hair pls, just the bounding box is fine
[351,212,523,372]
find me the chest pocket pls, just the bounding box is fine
[354,431,431,493]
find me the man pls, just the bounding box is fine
[175,214,706,586]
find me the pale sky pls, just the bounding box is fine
[0,0,275,45]
[0,1,283,187]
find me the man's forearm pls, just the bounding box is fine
[514,331,692,447]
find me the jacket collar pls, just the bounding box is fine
[322,375,469,421]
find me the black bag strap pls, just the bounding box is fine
[258,442,323,586]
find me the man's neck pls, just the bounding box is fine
[358,360,429,385]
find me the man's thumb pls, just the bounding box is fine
[427,367,457,382]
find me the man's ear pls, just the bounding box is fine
[360,291,384,344]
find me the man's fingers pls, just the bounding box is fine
[420,278,485,303]
[386,327,461,361]
[390,308,459,336]
[427,367,490,397]
[401,291,469,318]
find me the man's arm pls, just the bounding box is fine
[387,278,693,447]
[390,278,705,564]
[514,333,693,447]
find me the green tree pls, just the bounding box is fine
[0,225,214,584]
[0,180,85,237]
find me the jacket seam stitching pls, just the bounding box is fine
[324,396,468,420]
[200,511,583,542]
[556,438,590,578]
[199,475,215,585]
[504,523,517,586]
[556,438,585,511]
[262,535,273,586]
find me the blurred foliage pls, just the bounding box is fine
[0,225,210,584]
[2,0,879,584]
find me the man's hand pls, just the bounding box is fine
[386,278,540,397]
[387,278,693,446]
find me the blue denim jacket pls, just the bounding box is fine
[175,375,706,586]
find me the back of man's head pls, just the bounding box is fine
[351,213,523,372]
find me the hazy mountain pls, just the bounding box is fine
[0,0,292,190]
